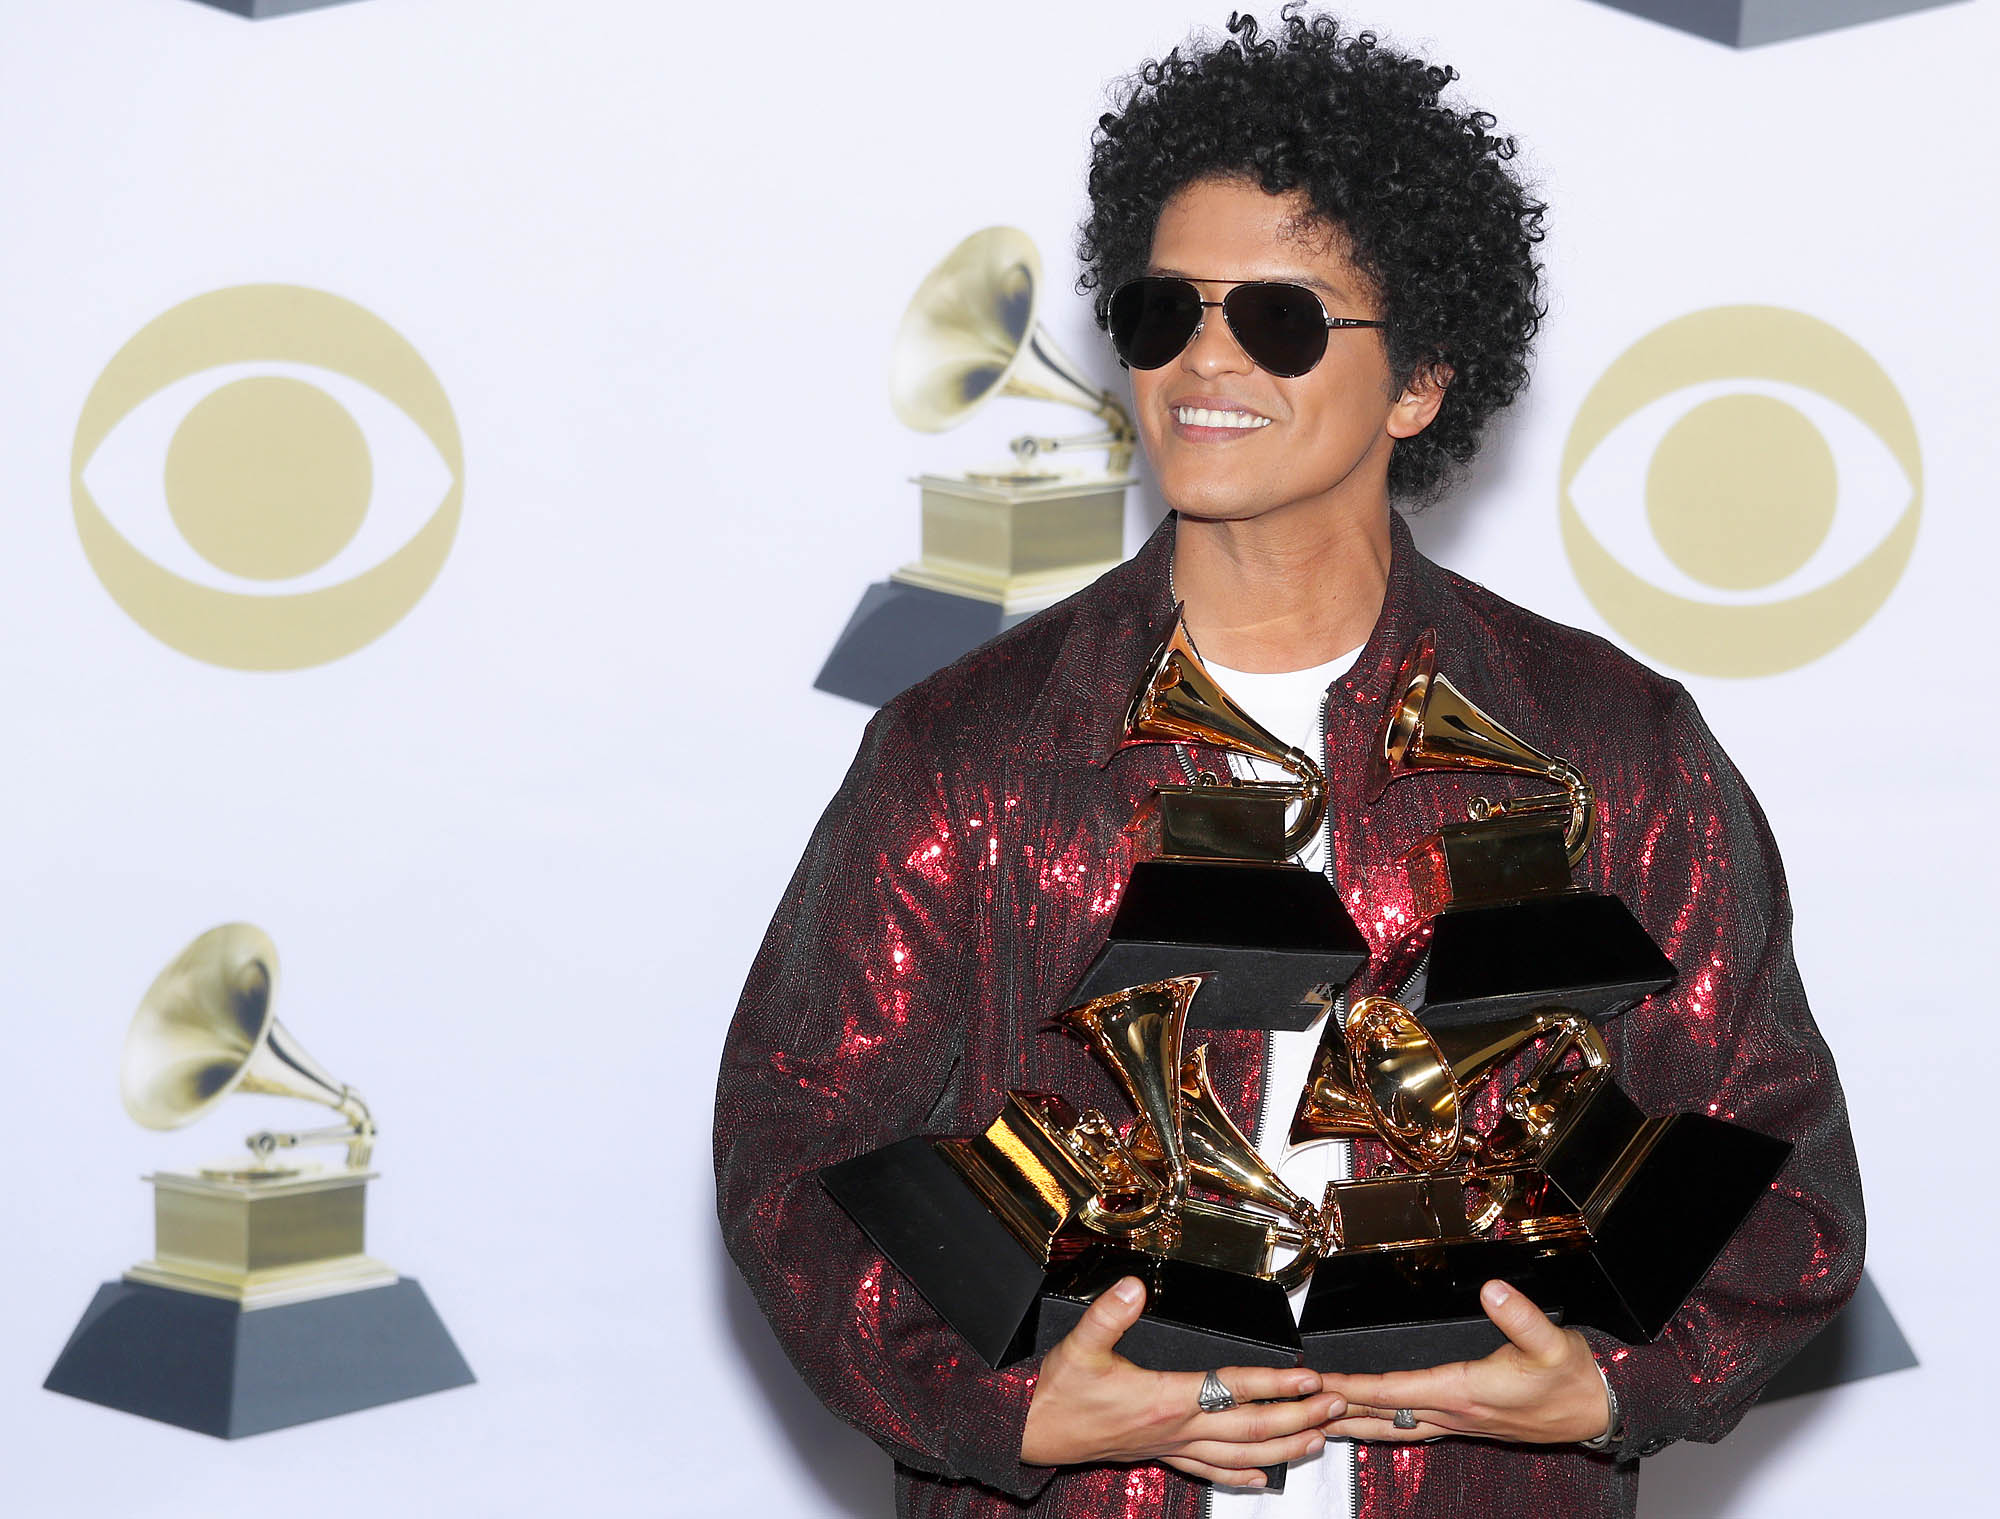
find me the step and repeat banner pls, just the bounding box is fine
[0,0,1990,1514]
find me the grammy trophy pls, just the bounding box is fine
[815,226,1137,705]
[1067,611,1369,1031]
[43,924,473,1438]
[1363,632,1676,1028]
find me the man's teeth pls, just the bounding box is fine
[1174,407,1271,429]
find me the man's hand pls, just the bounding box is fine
[1320,1279,1613,1445]
[1021,1276,1346,1488]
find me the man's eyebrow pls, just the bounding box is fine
[1149,265,1353,300]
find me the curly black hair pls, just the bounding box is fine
[1080,5,1547,502]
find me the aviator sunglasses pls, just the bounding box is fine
[1107,276,1387,378]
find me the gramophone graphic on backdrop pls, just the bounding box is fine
[814,227,1137,707]
[44,924,472,1437]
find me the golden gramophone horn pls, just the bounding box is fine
[1127,1045,1328,1288]
[1126,1046,1316,1229]
[1479,1017,1613,1166]
[1367,631,1596,863]
[120,924,374,1170]
[1288,1033,1386,1148]
[1059,976,1203,1218]
[889,226,1135,474]
[1343,998,1584,1172]
[1117,609,1328,855]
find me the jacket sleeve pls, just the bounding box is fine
[712,708,1055,1501]
[1583,687,1866,1459]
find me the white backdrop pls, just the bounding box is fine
[0,1,1992,1514]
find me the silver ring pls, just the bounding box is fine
[1393,1408,1419,1430]
[1197,1371,1236,1413]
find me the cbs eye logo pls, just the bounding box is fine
[1560,306,1919,678]
[71,284,462,671]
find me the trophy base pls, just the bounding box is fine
[133,1166,395,1308]
[43,1277,473,1437]
[814,580,1034,708]
[1035,1250,1299,1490]
[821,1136,1054,1369]
[822,1137,1304,1483]
[1034,1248,1302,1366]
[1073,860,1368,1030]
[1299,1239,1563,1372]
[1590,0,1963,50]
[1409,892,1677,1028]
[1537,1105,1793,1342]
[189,0,369,18]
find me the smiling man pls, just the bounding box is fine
[714,10,1862,1518]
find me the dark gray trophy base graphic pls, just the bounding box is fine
[1588,0,1964,48]
[45,1277,474,1437]
[187,0,372,18]
[815,581,1031,708]
[1758,1270,1917,1404]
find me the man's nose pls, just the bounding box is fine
[1180,303,1254,378]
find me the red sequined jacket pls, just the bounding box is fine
[714,511,1864,1518]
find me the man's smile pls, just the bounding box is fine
[1168,396,1275,437]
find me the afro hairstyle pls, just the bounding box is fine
[1079,5,1548,502]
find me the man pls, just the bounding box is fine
[714,10,1863,1516]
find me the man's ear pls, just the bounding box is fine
[1389,361,1454,440]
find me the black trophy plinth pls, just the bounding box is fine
[822,1137,1303,1370]
[1530,1084,1794,1342]
[1406,892,1677,1029]
[44,1277,473,1437]
[822,1136,1053,1367]
[1071,860,1368,1031]
[1299,1239,1563,1372]
[1037,1250,1298,1491]
[1033,1249,1300,1366]
[822,1137,1302,1487]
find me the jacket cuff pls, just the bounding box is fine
[1583,1332,1693,1462]
[943,1357,1056,1501]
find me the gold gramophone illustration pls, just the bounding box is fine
[815,226,1138,707]
[1067,610,1368,1031]
[1366,632,1675,1027]
[44,924,472,1438]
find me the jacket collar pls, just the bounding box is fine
[1027,507,1445,765]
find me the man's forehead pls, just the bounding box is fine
[1150,178,1362,288]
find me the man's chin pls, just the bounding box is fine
[1156,485,1287,524]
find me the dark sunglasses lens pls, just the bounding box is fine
[1109,279,1202,369]
[1223,283,1329,377]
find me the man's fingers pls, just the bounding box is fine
[1318,1368,1451,1413]
[1324,1413,1454,1443]
[1163,1455,1269,1488]
[1480,1279,1565,1363]
[1062,1277,1146,1362]
[1178,1429,1328,1471]
[1191,1391,1345,1444]
[1208,1364,1326,1405]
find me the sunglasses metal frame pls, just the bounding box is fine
[1108,276,1388,377]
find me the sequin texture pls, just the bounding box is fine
[714,513,1864,1518]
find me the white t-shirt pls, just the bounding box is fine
[1200,650,1358,1518]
